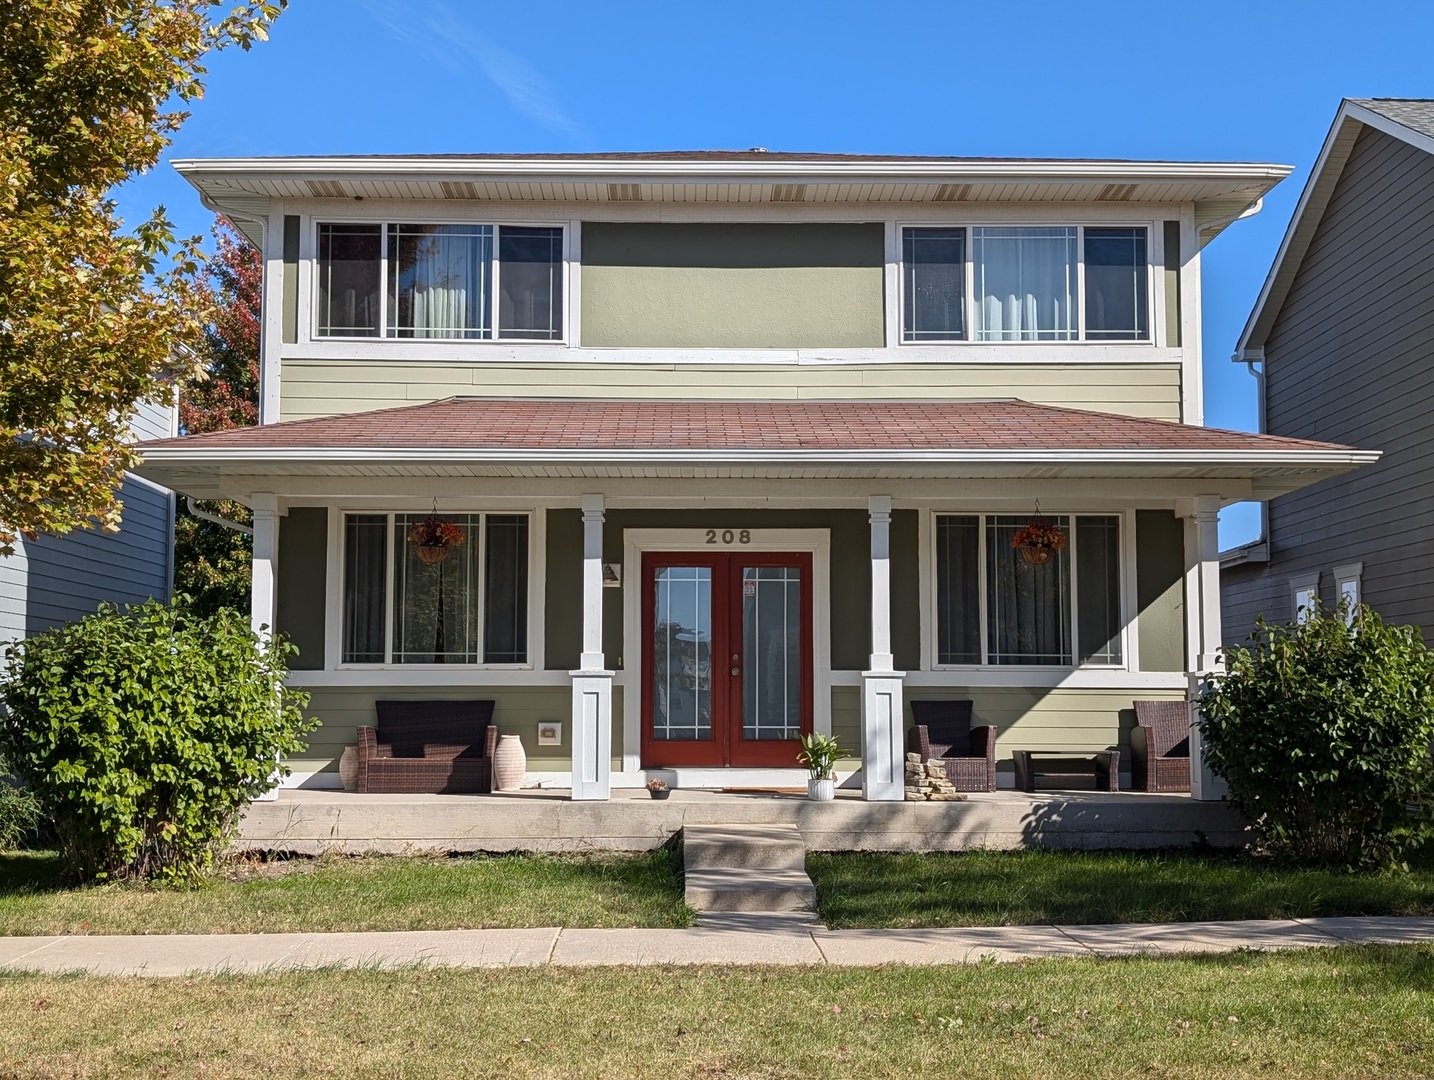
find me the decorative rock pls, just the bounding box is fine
[906,753,923,763]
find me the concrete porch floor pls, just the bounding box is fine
[236,787,1246,855]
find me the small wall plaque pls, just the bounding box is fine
[536,721,563,746]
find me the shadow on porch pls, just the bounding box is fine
[236,787,1246,856]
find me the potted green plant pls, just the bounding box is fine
[646,777,671,801]
[797,732,842,801]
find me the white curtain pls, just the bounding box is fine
[974,228,1077,341]
[393,225,491,338]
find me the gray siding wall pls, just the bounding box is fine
[0,475,173,642]
[1223,125,1434,642]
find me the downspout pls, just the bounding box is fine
[185,496,254,536]
[1238,346,1270,550]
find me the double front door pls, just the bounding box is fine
[641,551,813,768]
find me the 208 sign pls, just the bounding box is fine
[704,529,752,545]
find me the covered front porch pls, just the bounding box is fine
[134,398,1374,805]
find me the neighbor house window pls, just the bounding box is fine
[900,225,1150,343]
[341,512,530,665]
[1291,573,1320,625]
[1333,562,1363,626]
[316,223,563,341]
[935,514,1123,666]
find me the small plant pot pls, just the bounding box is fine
[649,788,671,800]
[1019,546,1055,566]
[808,777,836,802]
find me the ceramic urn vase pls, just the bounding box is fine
[494,733,527,792]
[338,745,358,792]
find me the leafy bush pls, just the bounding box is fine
[0,601,314,883]
[0,755,43,850]
[1199,604,1434,870]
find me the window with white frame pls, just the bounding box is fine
[934,514,1123,666]
[315,223,563,341]
[1291,573,1320,625]
[1334,562,1363,626]
[902,225,1149,343]
[341,512,530,665]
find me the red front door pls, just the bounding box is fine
[641,551,814,768]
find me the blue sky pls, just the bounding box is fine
[114,0,1434,546]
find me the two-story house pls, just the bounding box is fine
[134,151,1374,801]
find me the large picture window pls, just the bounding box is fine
[341,512,530,665]
[316,222,563,341]
[901,225,1150,344]
[935,514,1123,667]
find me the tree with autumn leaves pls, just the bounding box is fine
[174,218,260,615]
[0,0,283,557]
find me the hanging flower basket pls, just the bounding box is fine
[407,515,465,565]
[1010,517,1067,566]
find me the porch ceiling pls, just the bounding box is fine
[135,398,1377,504]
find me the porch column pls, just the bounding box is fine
[570,494,613,801]
[250,493,281,801]
[861,496,906,801]
[249,493,280,640]
[1182,495,1227,801]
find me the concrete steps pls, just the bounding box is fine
[682,824,817,914]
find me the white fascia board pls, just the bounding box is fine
[1228,98,1434,361]
[138,445,1380,469]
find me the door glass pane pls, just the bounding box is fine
[742,566,802,741]
[652,567,712,741]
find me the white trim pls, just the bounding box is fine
[1179,206,1202,424]
[261,209,283,423]
[327,506,541,673]
[620,528,832,774]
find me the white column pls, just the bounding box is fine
[861,496,906,801]
[1182,495,1227,801]
[250,493,280,640]
[570,494,613,801]
[250,493,281,801]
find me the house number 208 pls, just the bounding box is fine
[705,529,751,545]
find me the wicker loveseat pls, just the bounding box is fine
[908,699,998,792]
[356,699,498,794]
[1130,699,1191,793]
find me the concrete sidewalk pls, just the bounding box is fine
[0,915,1431,976]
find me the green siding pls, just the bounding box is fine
[1163,220,1181,349]
[291,685,623,778]
[830,687,863,768]
[545,508,583,670]
[890,509,920,671]
[906,686,1185,776]
[1136,509,1186,672]
[580,222,885,348]
[282,215,300,345]
[276,507,327,670]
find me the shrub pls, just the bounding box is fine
[0,601,314,883]
[1199,603,1434,870]
[0,754,43,850]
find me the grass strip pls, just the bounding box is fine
[809,847,1434,929]
[0,849,691,935]
[0,945,1430,1078]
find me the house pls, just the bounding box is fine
[1223,99,1431,640]
[133,150,1375,802]
[1,400,176,643]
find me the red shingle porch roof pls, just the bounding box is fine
[142,397,1350,456]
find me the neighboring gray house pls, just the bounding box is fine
[1222,98,1434,639]
[0,399,176,643]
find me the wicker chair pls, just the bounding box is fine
[1130,700,1191,793]
[908,699,997,792]
[356,699,498,794]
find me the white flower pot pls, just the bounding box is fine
[493,733,527,792]
[808,777,836,802]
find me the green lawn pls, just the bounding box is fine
[0,850,692,935]
[809,847,1434,929]
[1,945,1431,1078]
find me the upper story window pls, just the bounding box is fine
[315,223,563,341]
[902,225,1149,344]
